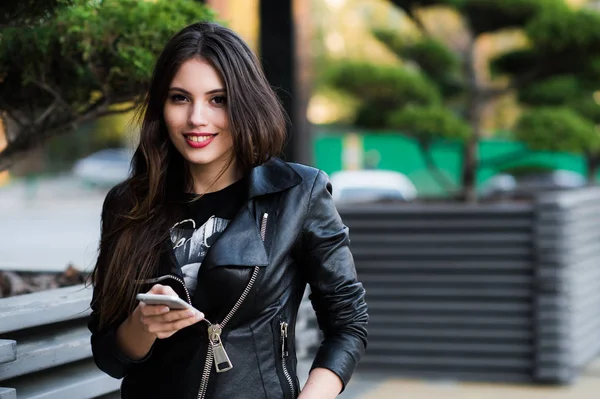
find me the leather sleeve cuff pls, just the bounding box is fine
[106,326,154,365]
[310,339,362,392]
[91,324,154,379]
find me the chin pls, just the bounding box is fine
[173,141,231,168]
[184,154,218,166]
[186,151,230,167]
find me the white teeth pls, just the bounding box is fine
[187,136,212,142]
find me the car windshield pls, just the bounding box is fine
[338,187,404,202]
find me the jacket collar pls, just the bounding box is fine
[200,158,302,270]
[246,157,302,199]
[202,206,270,268]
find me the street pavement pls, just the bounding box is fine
[95,359,600,399]
[297,358,600,399]
[0,176,106,273]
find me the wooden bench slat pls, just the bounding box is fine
[0,285,92,334]
[0,341,16,365]
[0,326,91,381]
[0,388,16,399]
[4,359,120,399]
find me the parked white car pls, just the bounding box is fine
[72,148,132,187]
[329,170,417,204]
[481,169,586,199]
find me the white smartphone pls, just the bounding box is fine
[136,293,193,310]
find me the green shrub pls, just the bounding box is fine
[499,163,557,177]
[387,105,471,142]
[527,8,600,53]
[519,75,582,105]
[326,62,441,128]
[515,107,600,154]
[0,0,215,112]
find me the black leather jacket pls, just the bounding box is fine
[88,158,368,399]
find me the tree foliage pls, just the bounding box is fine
[0,0,70,28]
[325,0,600,199]
[453,0,565,35]
[0,0,215,171]
[325,62,441,128]
[515,107,600,154]
[392,0,565,35]
[493,5,600,177]
[325,59,470,196]
[372,29,463,98]
[387,105,471,142]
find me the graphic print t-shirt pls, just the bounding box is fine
[170,178,247,295]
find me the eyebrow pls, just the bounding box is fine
[169,87,226,95]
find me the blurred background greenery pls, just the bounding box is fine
[2,0,600,202]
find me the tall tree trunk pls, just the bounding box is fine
[587,155,599,185]
[462,39,482,203]
[259,0,311,164]
[419,141,458,197]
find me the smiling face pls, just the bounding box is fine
[163,58,234,178]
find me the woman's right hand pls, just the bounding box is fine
[133,284,204,339]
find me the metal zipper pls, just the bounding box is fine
[196,343,214,399]
[280,321,296,398]
[196,213,269,399]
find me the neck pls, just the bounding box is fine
[188,158,243,194]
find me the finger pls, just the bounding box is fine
[148,284,165,294]
[138,302,170,316]
[155,331,176,339]
[149,284,178,296]
[162,308,202,322]
[155,316,202,333]
[145,312,204,333]
[142,308,203,324]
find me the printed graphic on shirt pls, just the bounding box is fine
[170,216,229,294]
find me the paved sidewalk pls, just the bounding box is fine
[332,358,600,399]
[352,377,600,399]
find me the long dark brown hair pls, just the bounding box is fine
[91,22,287,329]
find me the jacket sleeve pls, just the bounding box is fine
[87,186,153,379]
[301,170,368,392]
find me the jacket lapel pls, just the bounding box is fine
[246,158,302,200]
[201,158,302,270]
[202,206,269,269]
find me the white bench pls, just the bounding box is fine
[0,285,120,398]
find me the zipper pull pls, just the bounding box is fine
[280,322,289,358]
[208,324,233,373]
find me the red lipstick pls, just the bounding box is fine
[184,133,217,149]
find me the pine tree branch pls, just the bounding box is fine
[418,140,459,195]
[0,102,138,172]
[31,79,73,113]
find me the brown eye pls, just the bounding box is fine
[171,94,188,103]
[211,96,227,105]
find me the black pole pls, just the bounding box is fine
[259,0,308,164]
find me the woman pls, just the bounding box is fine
[89,21,368,399]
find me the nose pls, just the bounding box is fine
[188,102,208,127]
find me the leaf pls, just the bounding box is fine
[387,105,471,141]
